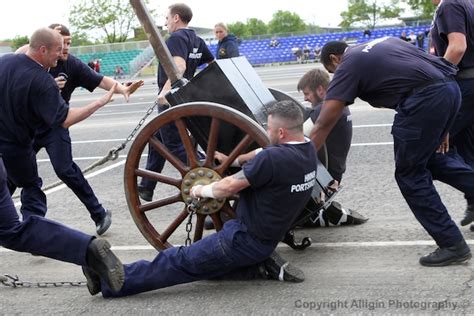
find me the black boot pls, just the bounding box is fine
[419,240,471,267]
[460,204,474,226]
[138,185,153,202]
[262,252,305,282]
[82,266,101,296]
[85,239,124,293]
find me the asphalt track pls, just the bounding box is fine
[1,63,473,315]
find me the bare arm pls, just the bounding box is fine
[62,83,117,128]
[191,170,250,199]
[214,149,261,167]
[98,76,144,102]
[444,32,467,66]
[157,56,186,105]
[310,99,346,150]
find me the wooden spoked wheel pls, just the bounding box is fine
[124,102,269,250]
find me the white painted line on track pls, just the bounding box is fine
[353,124,392,128]
[2,239,474,253]
[37,155,129,163]
[36,141,394,164]
[14,160,126,206]
[72,138,127,144]
[93,110,152,117]
[351,142,393,147]
[67,123,392,145]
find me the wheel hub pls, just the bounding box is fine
[181,167,225,214]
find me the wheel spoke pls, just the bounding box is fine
[135,168,181,187]
[175,118,199,168]
[204,118,221,167]
[139,193,182,212]
[159,207,189,243]
[149,136,188,175]
[210,213,223,231]
[216,134,254,174]
[221,203,236,218]
[193,214,205,242]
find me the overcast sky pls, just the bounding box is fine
[0,0,351,40]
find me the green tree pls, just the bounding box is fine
[406,0,436,19]
[69,0,144,43]
[339,0,403,29]
[268,10,306,34]
[246,18,268,36]
[10,35,29,50]
[227,22,250,38]
[71,32,95,46]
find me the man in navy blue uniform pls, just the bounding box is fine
[0,27,124,293]
[138,3,214,201]
[214,22,240,59]
[0,28,119,236]
[14,24,144,235]
[431,0,474,232]
[83,100,317,297]
[297,68,367,227]
[311,38,473,266]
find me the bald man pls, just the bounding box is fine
[0,27,124,293]
[0,28,117,225]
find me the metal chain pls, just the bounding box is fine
[185,199,200,246]
[12,101,158,199]
[0,274,86,288]
[106,100,159,160]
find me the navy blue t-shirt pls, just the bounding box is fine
[238,141,317,241]
[431,0,474,70]
[157,28,214,90]
[310,102,352,182]
[0,54,69,145]
[325,37,457,109]
[49,54,104,104]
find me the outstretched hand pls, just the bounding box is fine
[122,80,144,102]
[99,83,118,106]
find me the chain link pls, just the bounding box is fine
[108,100,159,160]
[0,274,87,288]
[185,199,201,247]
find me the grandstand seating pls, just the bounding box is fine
[75,25,431,76]
[75,49,142,76]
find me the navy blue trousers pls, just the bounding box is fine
[0,143,46,219]
[0,157,91,265]
[101,220,277,297]
[392,80,470,248]
[140,105,187,191]
[33,127,105,223]
[450,78,474,167]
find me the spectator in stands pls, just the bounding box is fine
[291,46,302,63]
[94,59,101,72]
[269,37,280,47]
[87,60,95,69]
[114,65,125,79]
[408,31,417,45]
[416,32,425,50]
[214,22,239,59]
[303,44,311,62]
[363,28,371,37]
[400,31,409,42]
[314,44,322,62]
